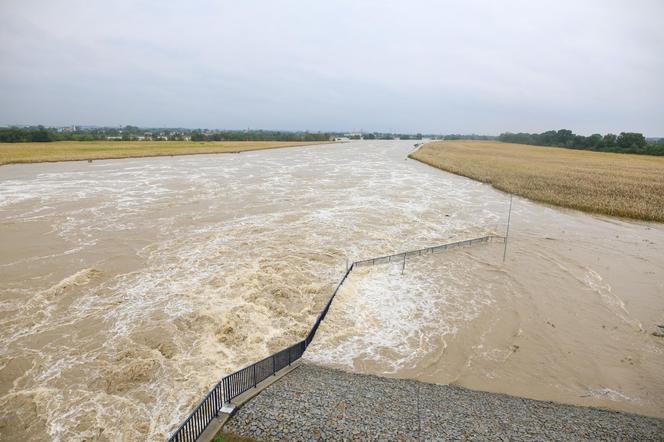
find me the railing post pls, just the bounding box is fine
[224,377,230,405]
[253,364,257,388]
[217,382,222,412]
[272,354,276,376]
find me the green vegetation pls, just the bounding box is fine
[190,129,332,142]
[437,134,495,141]
[352,132,423,140]
[499,129,664,156]
[0,126,334,143]
[0,127,52,142]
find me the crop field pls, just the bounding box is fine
[411,140,664,222]
[0,140,330,165]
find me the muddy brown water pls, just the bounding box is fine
[0,141,663,440]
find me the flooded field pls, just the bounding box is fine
[1,140,663,440]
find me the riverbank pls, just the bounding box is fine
[223,363,664,441]
[0,140,332,165]
[410,140,664,222]
[3,141,663,440]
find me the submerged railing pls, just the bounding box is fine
[167,235,498,442]
[354,235,499,268]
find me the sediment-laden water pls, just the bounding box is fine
[0,141,662,440]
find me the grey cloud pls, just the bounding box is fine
[1,0,663,134]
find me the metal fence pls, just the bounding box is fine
[353,235,499,268]
[167,235,496,441]
[167,264,354,442]
[167,382,223,442]
[221,340,306,404]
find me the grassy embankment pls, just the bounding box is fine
[0,140,331,165]
[410,140,664,222]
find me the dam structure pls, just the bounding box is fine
[170,231,664,442]
[223,363,664,441]
[167,235,501,441]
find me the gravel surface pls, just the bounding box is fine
[223,363,664,441]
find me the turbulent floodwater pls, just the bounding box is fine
[0,141,663,440]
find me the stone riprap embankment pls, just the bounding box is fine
[223,364,664,441]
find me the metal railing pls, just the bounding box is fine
[167,235,497,441]
[221,340,305,403]
[353,235,499,268]
[167,382,223,442]
[167,264,353,442]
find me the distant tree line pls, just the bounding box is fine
[0,126,334,143]
[0,126,437,143]
[348,132,423,140]
[499,129,664,156]
[0,125,182,142]
[439,134,495,141]
[0,126,53,142]
[9,126,658,153]
[190,130,332,142]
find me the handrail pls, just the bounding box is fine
[167,235,496,441]
[167,382,223,442]
[353,235,499,267]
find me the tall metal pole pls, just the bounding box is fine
[503,194,513,263]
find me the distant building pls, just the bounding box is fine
[344,133,363,140]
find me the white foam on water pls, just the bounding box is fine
[581,268,643,331]
[586,388,641,404]
[2,140,663,439]
[306,252,498,373]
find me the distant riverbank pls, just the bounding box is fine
[0,140,332,165]
[410,140,664,222]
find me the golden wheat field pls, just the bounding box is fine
[411,140,664,222]
[0,140,329,165]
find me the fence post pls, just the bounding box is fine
[216,382,222,412]
[272,354,276,376]
[503,194,513,262]
[253,364,257,388]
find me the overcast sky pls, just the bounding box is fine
[1,0,663,135]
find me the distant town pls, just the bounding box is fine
[0,125,497,143]
[1,125,662,156]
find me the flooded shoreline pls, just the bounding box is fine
[1,140,663,440]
